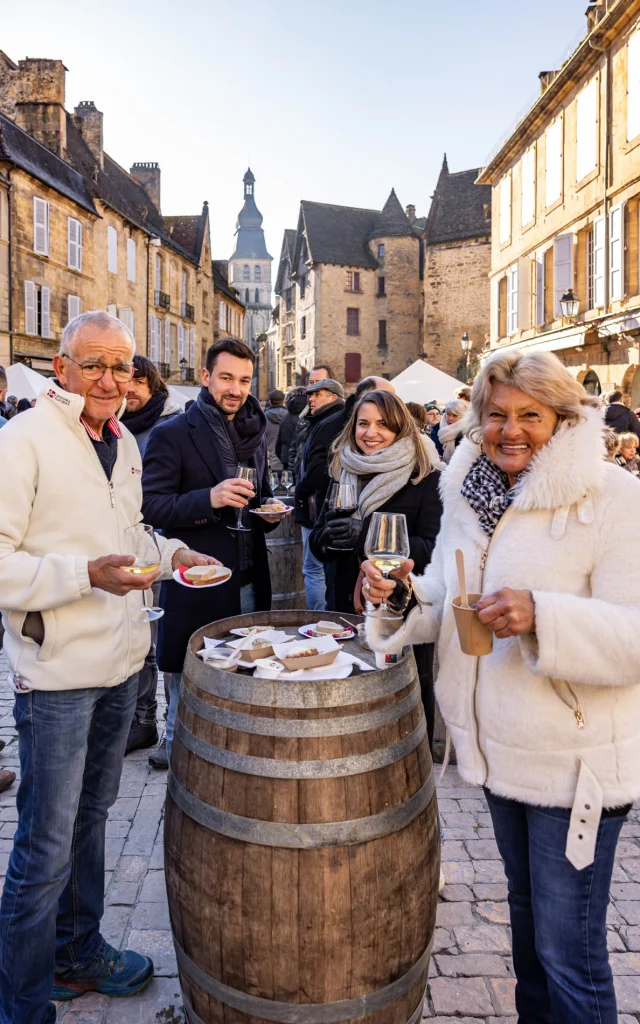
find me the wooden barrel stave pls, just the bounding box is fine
[265,499,305,610]
[166,611,439,1024]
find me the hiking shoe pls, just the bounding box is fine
[52,942,153,1000]
[149,738,168,770]
[125,720,158,755]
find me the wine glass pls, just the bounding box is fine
[227,466,256,532]
[326,481,359,552]
[122,524,164,623]
[363,512,410,621]
[269,470,280,494]
[281,471,293,494]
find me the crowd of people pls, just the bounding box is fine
[0,308,639,1023]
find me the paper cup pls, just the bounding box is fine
[452,594,493,656]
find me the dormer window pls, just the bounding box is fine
[378,243,385,259]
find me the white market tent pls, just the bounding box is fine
[5,363,49,400]
[391,360,461,407]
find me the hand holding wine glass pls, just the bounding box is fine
[325,481,359,551]
[363,512,410,620]
[227,467,256,532]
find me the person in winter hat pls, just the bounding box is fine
[363,349,640,1024]
[604,390,640,441]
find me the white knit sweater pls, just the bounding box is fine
[0,382,184,691]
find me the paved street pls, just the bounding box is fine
[1,650,640,1022]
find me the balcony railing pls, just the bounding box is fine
[184,367,195,383]
[155,291,170,310]
[183,303,195,322]
[158,361,170,379]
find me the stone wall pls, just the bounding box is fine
[423,237,491,377]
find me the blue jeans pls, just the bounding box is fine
[164,671,181,766]
[486,789,627,1024]
[0,675,138,1024]
[301,526,326,611]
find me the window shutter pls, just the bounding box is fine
[553,234,574,316]
[33,198,49,256]
[506,264,518,334]
[344,352,361,383]
[576,77,598,181]
[127,238,136,282]
[499,174,511,244]
[149,315,157,362]
[219,300,226,329]
[107,226,118,274]
[41,286,51,338]
[24,280,36,334]
[107,303,117,317]
[155,253,162,291]
[77,220,83,272]
[164,319,171,362]
[178,324,186,362]
[592,216,605,307]
[189,327,195,367]
[536,252,545,326]
[628,31,640,141]
[610,203,624,302]
[492,277,501,340]
[517,257,531,331]
[521,148,535,227]
[68,218,77,269]
[67,294,81,322]
[545,118,563,207]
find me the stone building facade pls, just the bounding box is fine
[0,52,214,383]
[0,173,10,366]
[212,259,245,347]
[423,156,492,378]
[478,0,640,405]
[272,190,423,391]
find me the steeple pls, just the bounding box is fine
[231,167,271,258]
[437,154,450,185]
[368,188,414,239]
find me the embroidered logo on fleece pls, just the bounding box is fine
[131,467,142,475]
[46,389,71,406]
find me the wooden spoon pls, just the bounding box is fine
[455,549,469,610]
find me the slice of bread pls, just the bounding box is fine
[184,564,229,586]
[316,620,341,634]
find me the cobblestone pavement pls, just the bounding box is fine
[1,651,640,1022]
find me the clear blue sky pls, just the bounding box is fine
[4,0,585,268]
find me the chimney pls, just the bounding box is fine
[539,70,559,94]
[13,58,67,157]
[405,204,416,222]
[73,101,103,169]
[130,162,161,211]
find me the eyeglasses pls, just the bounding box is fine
[61,354,134,383]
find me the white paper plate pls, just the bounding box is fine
[299,623,356,640]
[253,650,354,681]
[230,625,275,636]
[249,506,292,516]
[172,569,232,589]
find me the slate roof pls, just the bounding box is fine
[212,259,244,306]
[0,112,97,215]
[296,201,380,270]
[164,204,208,262]
[425,155,492,245]
[275,229,297,294]
[368,189,414,239]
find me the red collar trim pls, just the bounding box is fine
[80,415,123,441]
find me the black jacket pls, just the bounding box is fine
[294,398,346,527]
[605,403,640,442]
[265,405,286,470]
[430,423,463,459]
[276,392,307,470]
[310,470,443,613]
[288,410,311,477]
[141,402,275,673]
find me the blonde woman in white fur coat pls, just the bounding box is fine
[361,350,640,1024]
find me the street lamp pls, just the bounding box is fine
[179,357,187,382]
[460,332,473,381]
[560,289,580,319]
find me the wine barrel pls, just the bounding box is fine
[265,499,305,610]
[165,610,440,1024]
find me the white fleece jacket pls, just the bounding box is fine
[0,382,185,691]
[367,407,640,813]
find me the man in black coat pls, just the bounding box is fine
[605,390,640,441]
[287,363,335,479]
[275,386,306,471]
[142,338,286,765]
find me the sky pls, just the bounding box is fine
[4,0,587,270]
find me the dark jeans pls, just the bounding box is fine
[486,789,627,1024]
[0,675,138,1024]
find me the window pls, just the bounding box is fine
[377,276,385,296]
[245,288,250,304]
[377,243,385,259]
[243,264,250,281]
[499,173,512,244]
[164,319,171,363]
[299,275,306,299]
[255,288,260,303]
[300,315,306,339]
[610,204,624,302]
[285,288,293,311]
[24,281,50,337]
[576,77,598,181]
[255,265,261,281]
[285,324,293,346]
[149,314,161,363]
[506,264,519,335]
[107,226,118,274]
[378,319,387,351]
[107,303,117,317]
[67,294,81,322]
[545,118,563,207]
[219,300,226,330]
[118,308,135,339]
[155,252,162,291]
[181,270,187,316]
[346,270,361,292]
[628,31,640,140]
[344,352,361,384]
[286,362,292,387]
[521,148,535,227]
[33,197,50,256]
[189,327,195,367]
[535,251,545,327]
[127,238,136,282]
[202,290,208,319]
[592,216,605,308]
[68,217,82,271]
[553,234,573,317]
[178,323,187,363]
[346,308,360,335]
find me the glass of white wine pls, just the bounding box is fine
[363,512,410,621]
[122,524,164,623]
[227,466,256,533]
[281,471,293,494]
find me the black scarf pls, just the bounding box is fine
[196,387,266,476]
[461,455,514,537]
[121,391,167,436]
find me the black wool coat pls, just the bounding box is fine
[309,470,443,613]
[294,399,346,527]
[141,402,275,673]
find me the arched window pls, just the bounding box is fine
[255,288,260,303]
[254,265,261,281]
[243,265,250,281]
[245,288,250,303]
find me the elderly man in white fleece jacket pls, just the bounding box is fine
[0,311,219,1024]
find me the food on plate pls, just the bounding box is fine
[288,647,319,659]
[235,625,272,635]
[183,564,230,586]
[258,502,288,513]
[316,620,342,634]
[251,639,272,649]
